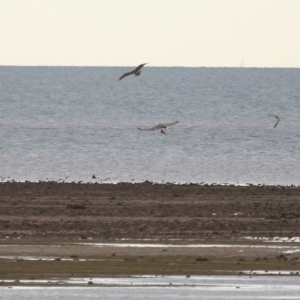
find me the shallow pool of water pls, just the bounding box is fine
[1,276,300,299]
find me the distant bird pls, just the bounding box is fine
[138,121,179,134]
[118,63,148,81]
[269,115,280,128]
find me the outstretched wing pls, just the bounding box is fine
[160,121,179,128]
[119,70,135,81]
[269,115,280,129]
[273,118,280,128]
[133,63,147,73]
[119,63,148,80]
[137,124,161,131]
[137,121,179,131]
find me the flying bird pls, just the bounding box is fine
[118,63,148,81]
[269,115,280,128]
[138,121,179,134]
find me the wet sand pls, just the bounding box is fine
[1,181,300,240]
[0,182,300,279]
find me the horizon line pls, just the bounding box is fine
[0,65,300,69]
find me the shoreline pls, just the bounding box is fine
[1,179,300,186]
[1,181,299,279]
[0,238,300,281]
[1,181,300,240]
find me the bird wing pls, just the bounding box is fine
[274,118,280,128]
[269,115,280,128]
[119,71,135,81]
[160,121,179,128]
[133,63,147,73]
[137,124,162,131]
[137,121,179,131]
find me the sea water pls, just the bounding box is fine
[0,66,299,185]
[1,276,300,299]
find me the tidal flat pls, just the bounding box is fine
[0,182,300,284]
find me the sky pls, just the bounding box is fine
[1,0,300,67]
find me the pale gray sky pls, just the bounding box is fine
[1,0,299,67]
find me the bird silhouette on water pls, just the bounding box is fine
[137,121,179,134]
[269,115,280,128]
[118,63,148,81]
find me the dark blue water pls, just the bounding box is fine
[1,66,300,184]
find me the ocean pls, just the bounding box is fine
[0,66,299,185]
